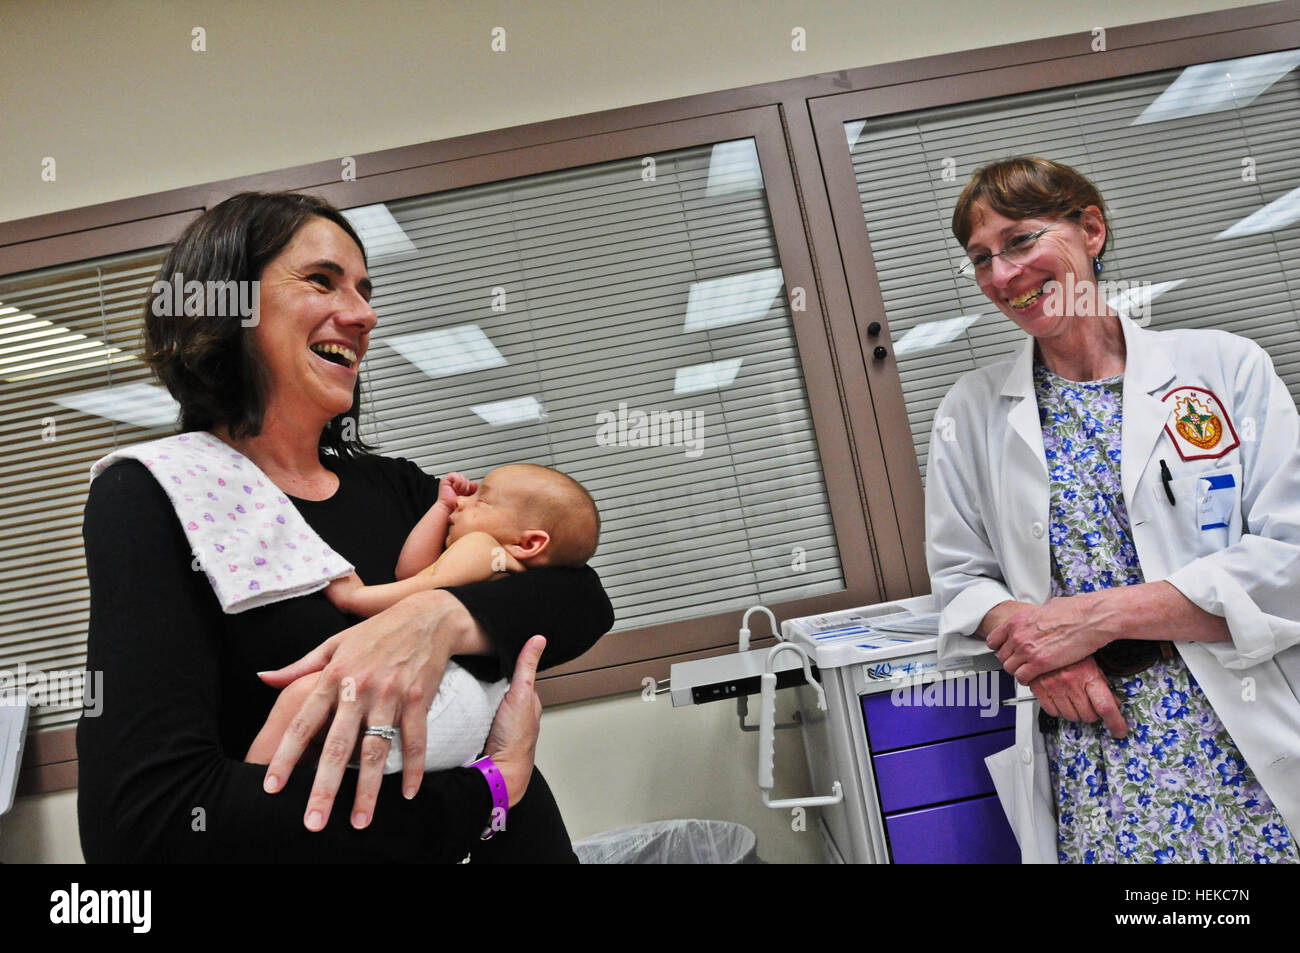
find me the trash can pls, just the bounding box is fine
[573,819,759,864]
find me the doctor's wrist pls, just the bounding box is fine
[1060,589,1121,652]
[977,600,1036,639]
[1096,581,1229,645]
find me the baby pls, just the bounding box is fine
[245,463,600,773]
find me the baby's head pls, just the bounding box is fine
[445,464,599,567]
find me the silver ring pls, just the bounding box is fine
[364,725,398,741]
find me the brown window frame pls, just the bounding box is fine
[4,0,1295,795]
[806,4,1300,583]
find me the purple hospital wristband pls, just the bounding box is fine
[469,756,508,840]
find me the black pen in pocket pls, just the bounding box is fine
[1159,459,1176,505]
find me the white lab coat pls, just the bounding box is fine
[925,313,1300,864]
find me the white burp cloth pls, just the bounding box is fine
[90,431,354,613]
[382,661,510,773]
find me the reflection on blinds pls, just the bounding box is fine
[848,53,1300,483]
[0,249,173,732]
[348,140,843,631]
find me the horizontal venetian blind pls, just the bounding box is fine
[0,248,174,732]
[848,51,1300,482]
[349,140,843,631]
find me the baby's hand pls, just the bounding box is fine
[436,471,476,510]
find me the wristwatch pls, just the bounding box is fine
[469,756,509,840]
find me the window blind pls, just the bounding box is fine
[847,51,1300,483]
[349,140,843,631]
[0,249,173,732]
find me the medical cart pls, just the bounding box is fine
[782,594,1021,864]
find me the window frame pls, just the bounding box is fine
[3,1,1296,794]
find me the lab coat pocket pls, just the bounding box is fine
[1161,462,1244,557]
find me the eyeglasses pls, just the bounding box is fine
[958,223,1057,281]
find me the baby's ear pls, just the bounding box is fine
[506,529,550,562]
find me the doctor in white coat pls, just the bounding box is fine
[926,156,1300,863]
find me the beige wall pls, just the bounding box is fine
[0,0,1264,862]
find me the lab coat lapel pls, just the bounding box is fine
[999,334,1047,480]
[1120,317,1177,507]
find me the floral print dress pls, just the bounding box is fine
[1034,360,1296,864]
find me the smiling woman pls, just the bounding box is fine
[232,217,378,499]
[77,191,615,862]
[924,156,1300,864]
[141,194,375,463]
[952,157,1118,373]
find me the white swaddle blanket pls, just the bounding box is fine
[91,431,506,770]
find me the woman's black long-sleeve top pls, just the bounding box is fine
[76,451,614,863]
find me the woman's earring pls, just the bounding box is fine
[1094,256,1104,276]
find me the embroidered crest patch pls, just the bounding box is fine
[1160,385,1240,460]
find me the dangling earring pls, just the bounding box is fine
[1094,256,1104,276]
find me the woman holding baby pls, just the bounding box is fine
[77,192,614,863]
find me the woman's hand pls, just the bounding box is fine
[256,588,489,831]
[484,635,547,808]
[986,593,1112,684]
[1028,656,1128,738]
[987,584,1230,684]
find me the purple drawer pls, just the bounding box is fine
[861,672,1014,752]
[873,729,1013,813]
[886,794,1021,864]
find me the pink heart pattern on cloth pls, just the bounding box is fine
[89,431,354,614]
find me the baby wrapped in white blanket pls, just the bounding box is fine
[245,462,600,772]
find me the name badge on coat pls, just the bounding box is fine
[1197,473,1236,531]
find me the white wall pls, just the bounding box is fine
[0,0,1263,862]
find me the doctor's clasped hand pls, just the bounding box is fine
[985,581,1230,686]
[980,598,1125,736]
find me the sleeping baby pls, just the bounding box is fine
[245,463,600,773]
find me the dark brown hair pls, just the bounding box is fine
[142,191,374,457]
[951,156,1113,271]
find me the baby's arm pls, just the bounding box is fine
[395,472,475,580]
[420,531,524,585]
[327,532,523,619]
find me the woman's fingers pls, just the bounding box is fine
[483,636,546,807]
[258,592,461,830]
[257,633,340,688]
[1085,674,1128,738]
[1030,658,1129,738]
[511,635,546,691]
[352,696,401,829]
[262,671,339,794]
[398,669,440,801]
[1034,689,1061,718]
[301,685,364,832]
[985,618,1009,652]
[1053,689,1084,723]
